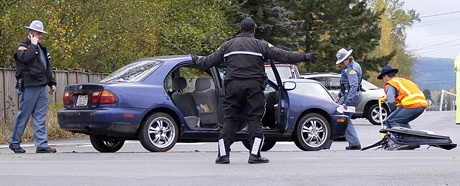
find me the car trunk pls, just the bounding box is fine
[62,84,113,110]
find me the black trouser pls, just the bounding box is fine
[218,78,265,156]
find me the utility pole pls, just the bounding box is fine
[454,54,460,124]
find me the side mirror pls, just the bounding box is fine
[283,81,296,90]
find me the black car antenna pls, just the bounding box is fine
[159,33,189,55]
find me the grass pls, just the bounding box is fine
[0,102,85,144]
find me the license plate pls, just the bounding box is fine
[76,95,88,106]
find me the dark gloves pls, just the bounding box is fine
[191,55,199,64]
[304,53,317,62]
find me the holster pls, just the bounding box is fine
[16,78,24,89]
[340,84,348,100]
[340,83,362,99]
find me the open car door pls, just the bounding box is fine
[267,60,290,132]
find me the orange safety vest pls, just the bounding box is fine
[384,77,428,108]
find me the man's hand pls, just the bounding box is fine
[305,53,317,62]
[342,104,348,111]
[49,85,56,95]
[29,34,39,45]
[335,97,340,103]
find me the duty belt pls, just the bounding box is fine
[340,84,363,97]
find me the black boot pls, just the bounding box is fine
[248,137,269,163]
[215,155,230,164]
[216,139,230,164]
[248,154,269,164]
[345,145,361,150]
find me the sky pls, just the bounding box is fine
[403,0,460,59]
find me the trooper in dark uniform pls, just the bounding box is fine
[193,17,317,164]
[9,20,57,154]
[335,48,362,150]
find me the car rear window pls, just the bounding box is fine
[291,82,334,101]
[101,60,163,83]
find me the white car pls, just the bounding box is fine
[264,63,300,80]
[300,72,389,125]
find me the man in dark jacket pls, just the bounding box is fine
[193,17,316,164]
[9,20,57,154]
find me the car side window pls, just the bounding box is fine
[330,77,341,91]
[183,67,214,92]
[165,66,213,93]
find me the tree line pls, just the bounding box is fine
[0,0,419,82]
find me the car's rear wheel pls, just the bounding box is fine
[293,113,331,151]
[138,112,178,152]
[241,140,276,152]
[367,103,389,125]
[89,135,125,153]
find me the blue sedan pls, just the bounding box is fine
[58,55,348,152]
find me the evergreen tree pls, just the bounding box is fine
[289,0,394,78]
[423,89,431,100]
[233,0,394,79]
[224,0,300,50]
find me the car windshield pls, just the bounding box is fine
[101,60,162,83]
[265,66,293,80]
[290,82,334,101]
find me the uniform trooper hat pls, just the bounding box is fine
[24,20,48,34]
[240,17,257,32]
[336,48,353,64]
[378,65,399,79]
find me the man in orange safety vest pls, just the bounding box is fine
[378,65,428,129]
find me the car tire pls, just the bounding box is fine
[138,112,178,152]
[293,113,331,151]
[89,135,125,153]
[366,103,389,125]
[241,140,276,152]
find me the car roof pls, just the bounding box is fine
[281,78,320,83]
[300,72,381,89]
[270,78,320,86]
[300,72,340,78]
[129,55,192,67]
[142,55,190,62]
[264,63,296,67]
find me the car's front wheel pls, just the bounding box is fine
[293,113,331,151]
[366,103,389,125]
[241,140,276,152]
[138,112,178,152]
[89,135,125,153]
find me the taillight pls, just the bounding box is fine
[63,91,73,104]
[91,90,102,104]
[99,90,117,104]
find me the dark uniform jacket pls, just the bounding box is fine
[14,38,56,88]
[195,33,308,80]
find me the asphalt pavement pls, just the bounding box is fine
[0,111,459,186]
